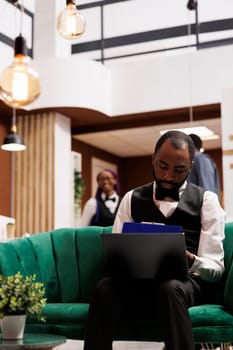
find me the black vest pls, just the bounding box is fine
[131,182,205,255]
[90,198,121,227]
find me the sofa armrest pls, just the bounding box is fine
[224,260,233,314]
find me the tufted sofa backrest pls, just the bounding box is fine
[0,226,112,303]
[0,229,73,302]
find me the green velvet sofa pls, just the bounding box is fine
[0,223,233,347]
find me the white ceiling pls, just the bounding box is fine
[73,118,221,158]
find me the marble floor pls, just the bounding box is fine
[57,340,164,350]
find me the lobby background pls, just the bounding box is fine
[0,0,232,235]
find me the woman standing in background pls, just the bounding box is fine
[80,169,121,227]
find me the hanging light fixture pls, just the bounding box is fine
[187,4,194,127]
[187,0,198,10]
[0,34,41,108]
[1,108,26,152]
[0,0,41,108]
[57,0,86,40]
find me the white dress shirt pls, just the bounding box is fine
[80,192,120,227]
[112,181,225,283]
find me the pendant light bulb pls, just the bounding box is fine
[0,35,41,108]
[57,0,85,40]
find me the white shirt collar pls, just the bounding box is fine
[101,191,118,201]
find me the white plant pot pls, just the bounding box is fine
[0,315,27,340]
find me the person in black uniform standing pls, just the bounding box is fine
[80,168,121,227]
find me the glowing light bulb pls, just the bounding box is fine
[0,35,41,108]
[57,1,85,40]
[12,66,29,101]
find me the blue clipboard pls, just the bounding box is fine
[122,222,183,234]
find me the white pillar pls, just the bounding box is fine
[221,88,233,222]
[32,2,74,230]
[34,0,70,59]
[54,114,73,229]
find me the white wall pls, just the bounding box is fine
[25,44,233,119]
[110,45,233,116]
[28,56,112,116]
[0,43,13,72]
[54,113,72,228]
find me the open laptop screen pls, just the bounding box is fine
[101,233,188,281]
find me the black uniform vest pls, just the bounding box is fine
[131,182,205,255]
[90,198,121,227]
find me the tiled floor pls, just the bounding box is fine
[113,342,164,350]
[57,340,233,350]
[57,339,164,350]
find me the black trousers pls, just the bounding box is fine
[84,276,204,350]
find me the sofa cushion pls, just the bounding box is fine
[189,304,233,343]
[189,304,233,326]
[28,303,89,324]
[26,303,89,340]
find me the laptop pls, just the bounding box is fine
[101,233,188,281]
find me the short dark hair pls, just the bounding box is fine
[154,130,195,162]
[189,133,202,151]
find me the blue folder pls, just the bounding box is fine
[122,222,183,234]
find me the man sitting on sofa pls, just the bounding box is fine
[84,130,225,350]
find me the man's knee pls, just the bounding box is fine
[158,279,185,300]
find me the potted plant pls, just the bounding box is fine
[0,271,46,339]
[74,169,85,219]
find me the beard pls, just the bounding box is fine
[152,168,187,190]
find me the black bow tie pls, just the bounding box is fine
[156,187,179,201]
[105,196,116,202]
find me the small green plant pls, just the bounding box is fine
[74,169,85,211]
[0,272,47,322]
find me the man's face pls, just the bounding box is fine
[152,139,192,189]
